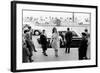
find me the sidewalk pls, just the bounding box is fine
[32,48,78,62]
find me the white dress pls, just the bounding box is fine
[51,33,59,50]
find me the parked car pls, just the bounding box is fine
[36,30,82,48]
[58,31,82,48]
[71,31,82,48]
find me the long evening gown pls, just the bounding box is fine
[51,33,59,51]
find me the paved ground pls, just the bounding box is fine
[32,36,79,62]
[32,48,79,62]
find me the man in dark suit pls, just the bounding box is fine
[65,28,72,53]
[78,32,88,60]
[40,30,48,56]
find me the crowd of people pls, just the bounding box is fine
[22,25,90,63]
[22,26,37,63]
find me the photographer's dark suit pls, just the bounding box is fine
[40,34,48,56]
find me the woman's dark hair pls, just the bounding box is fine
[52,27,57,33]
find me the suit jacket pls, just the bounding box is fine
[65,31,72,42]
[40,34,47,45]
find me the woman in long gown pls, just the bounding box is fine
[51,27,59,57]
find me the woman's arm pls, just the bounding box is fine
[50,34,53,45]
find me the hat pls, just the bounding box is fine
[82,32,86,36]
